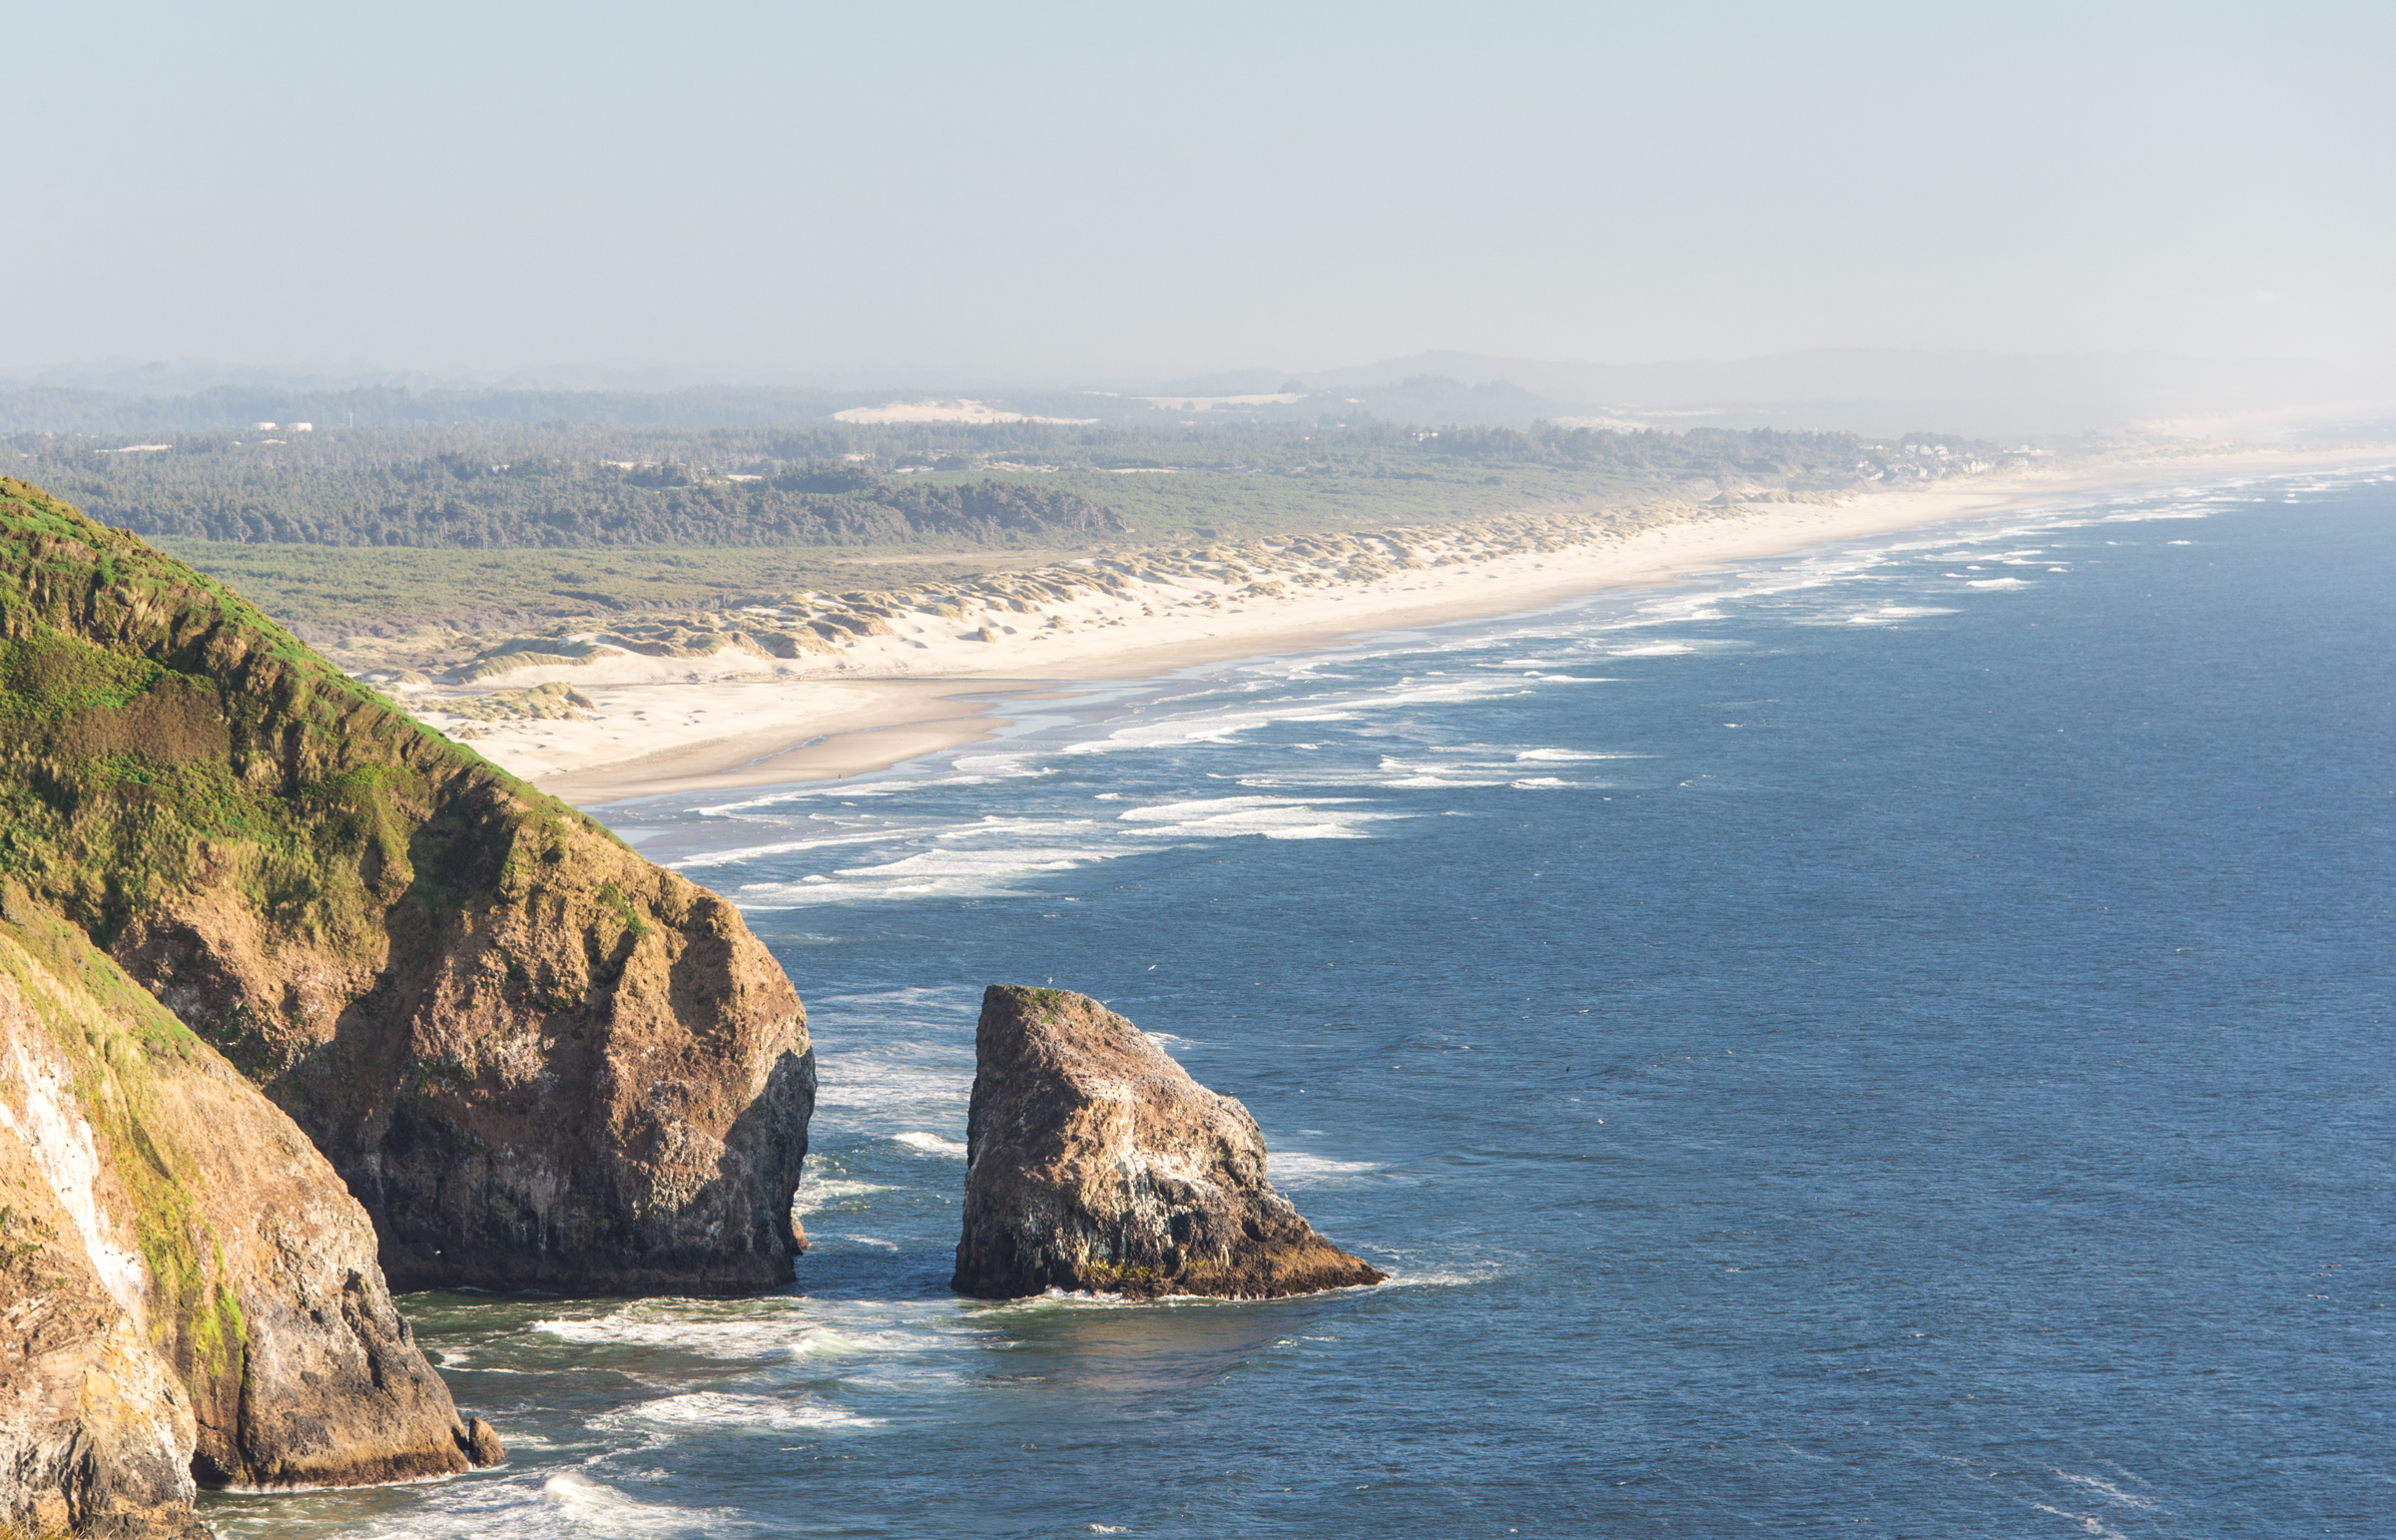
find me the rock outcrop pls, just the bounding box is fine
[952,986,1386,1299]
[0,479,813,1295]
[0,898,499,1538]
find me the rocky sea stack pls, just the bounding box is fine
[0,478,814,1295]
[952,985,1386,1300]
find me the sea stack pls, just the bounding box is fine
[952,986,1386,1299]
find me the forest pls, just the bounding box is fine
[7,419,1976,551]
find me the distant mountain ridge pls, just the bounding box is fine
[5,348,2383,439]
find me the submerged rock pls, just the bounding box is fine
[0,902,498,1538]
[952,986,1386,1299]
[0,479,812,1295]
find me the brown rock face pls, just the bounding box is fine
[112,841,816,1297]
[0,907,498,1538]
[0,480,813,1295]
[952,986,1386,1300]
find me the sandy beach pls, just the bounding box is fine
[415,444,2388,806]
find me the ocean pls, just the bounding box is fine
[206,467,2393,1539]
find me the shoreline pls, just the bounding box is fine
[430,444,2390,806]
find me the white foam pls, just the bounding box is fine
[1269,1152,1380,1180]
[1508,776,1576,788]
[530,1309,822,1360]
[1966,578,2030,589]
[835,844,1113,880]
[592,1391,882,1434]
[793,1179,895,1215]
[1115,795,1410,839]
[2054,1470,2157,1509]
[806,1054,967,1115]
[534,1471,747,1536]
[737,829,1157,903]
[2029,1502,2126,1539]
[1844,605,1958,624]
[695,779,913,814]
[895,1131,967,1157]
[673,824,951,869]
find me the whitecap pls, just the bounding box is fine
[1966,578,2030,589]
[1115,795,1410,839]
[673,825,950,869]
[530,1309,820,1360]
[540,1470,748,1533]
[2053,1470,2157,1509]
[1270,1152,1380,1180]
[591,1391,882,1434]
[1845,605,1959,623]
[810,1069,967,1117]
[793,1178,895,1215]
[2029,1502,2126,1539]
[895,1131,967,1157]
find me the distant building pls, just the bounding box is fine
[252,422,277,430]
[291,423,312,431]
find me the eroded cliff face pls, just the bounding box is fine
[953,986,1386,1300]
[0,479,813,1295]
[0,902,497,1538]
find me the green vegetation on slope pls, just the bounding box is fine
[11,420,1906,551]
[144,540,1071,638]
[0,475,579,961]
[0,902,241,1392]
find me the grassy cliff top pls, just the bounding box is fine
[0,477,602,949]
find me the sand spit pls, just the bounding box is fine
[373,444,2387,804]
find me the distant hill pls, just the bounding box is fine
[10,348,2364,441]
[1285,347,2372,439]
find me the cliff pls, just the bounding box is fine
[0,892,497,1537]
[953,986,1386,1299]
[0,479,813,1294]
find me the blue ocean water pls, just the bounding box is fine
[208,468,2394,1539]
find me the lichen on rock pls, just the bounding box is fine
[952,985,1386,1300]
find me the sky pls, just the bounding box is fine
[10,1,2392,386]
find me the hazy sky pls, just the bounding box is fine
[12,2,2391,382]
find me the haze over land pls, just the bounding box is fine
[9,3,2392,432]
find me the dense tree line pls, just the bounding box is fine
[15,450,1128,547]
[7,419,1959,549]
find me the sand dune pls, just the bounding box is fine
[394,444,2387,805]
